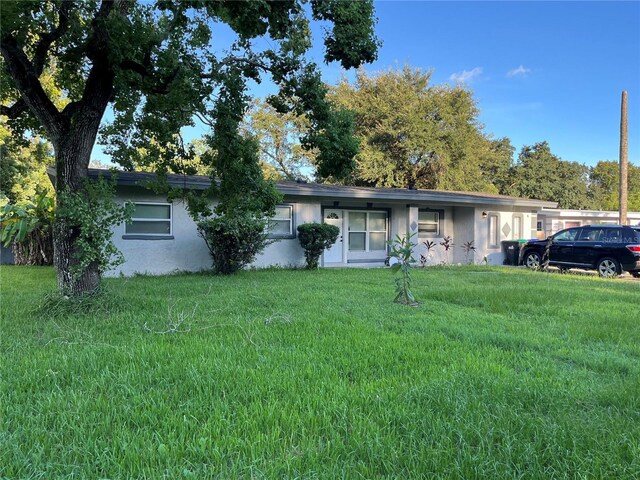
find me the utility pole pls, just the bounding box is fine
[619,90,628,225]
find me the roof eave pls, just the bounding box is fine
[48,168,557,209]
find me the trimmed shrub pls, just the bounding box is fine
[197,214,271,275]
[297,223,340,269]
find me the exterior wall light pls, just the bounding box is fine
[481,211,488,219]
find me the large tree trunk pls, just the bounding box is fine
[53,118,103,296]
[1,1,118,296]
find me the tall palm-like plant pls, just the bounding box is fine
[388,233,419,305]
[0,188,55,265]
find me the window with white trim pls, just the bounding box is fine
[418,211,440,236]
[488,213,499,247]
[125,202,172,236]
[512,214,523,240]
[268,205,294,238]
[348,211,388,252]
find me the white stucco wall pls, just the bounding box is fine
[107,189,320,276]
[473,206,535,266]
[451,207,475,264]
[106,185,545,275]
[251,202,321,268]
[107,189,211,277]
[413,206,454,265]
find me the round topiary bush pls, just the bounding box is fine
[297,222,340,269]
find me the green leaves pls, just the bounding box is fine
[56,175,132,277]
[329,66,511,191]
[297,222,339,269]
[387,232,418,305]
[242,99,316,181]
[2,0,380,294]
[197,214,271,275]
[589,160,640,211]
[311,0,380,69]
[0,187,54,247]
[508,142,593,209]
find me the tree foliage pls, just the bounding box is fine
[589,160,640,211]
[1,0,379,294]
[0,136,54,205]
[242,99,317,181]
[56,176,132,277]
[0,187,55,265]
[297,222,339,269]
[329,66,513,192]
[507,142,593,209]
[197,214,271,275]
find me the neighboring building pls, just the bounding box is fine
[537,208,640,238]
[53,169,557,276]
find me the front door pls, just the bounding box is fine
[324,209,344,263]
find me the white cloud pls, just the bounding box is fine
[507,65,531,77]
[448,67,483,84]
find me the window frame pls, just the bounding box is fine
[512,213,524,240]
[347,210,388,252]
[577,227,603,242]
[267,204,295,239]
[488,213,500,248]
[418,208,445,237]
[123,201,173,238]
[553,228,581,242]
[367,212,388,252]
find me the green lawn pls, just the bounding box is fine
[1,266,639,479]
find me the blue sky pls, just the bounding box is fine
[328,0,640,167]
[95,1,640,168]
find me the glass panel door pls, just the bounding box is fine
[348,212,367,251]
[368,212,387,251]
[348,211,387,252]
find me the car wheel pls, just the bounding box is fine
[524,251,541,270]
[630,270,640,278]
[596,257,621,278]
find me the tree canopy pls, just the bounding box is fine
[241,99,317,181]
[329,66,513,192]
[1,0,379,294]
[589,160,640,211]
[507,142,592,209]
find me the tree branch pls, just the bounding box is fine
[120,59,149,76]
[201,55,277,79]
[69,0,118,120]
[86,0,116,62]
[119,59,179,95]
[32,1,73,76]
[194,111,215,128]
[0,99,27,119]
[150,67,180,94]
[0,35,63,138]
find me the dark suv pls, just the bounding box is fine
[519,225,640,278]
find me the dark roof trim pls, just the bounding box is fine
[275,182,557,208]
[48,168,557,208]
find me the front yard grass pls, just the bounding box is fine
[1,266,638,478]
